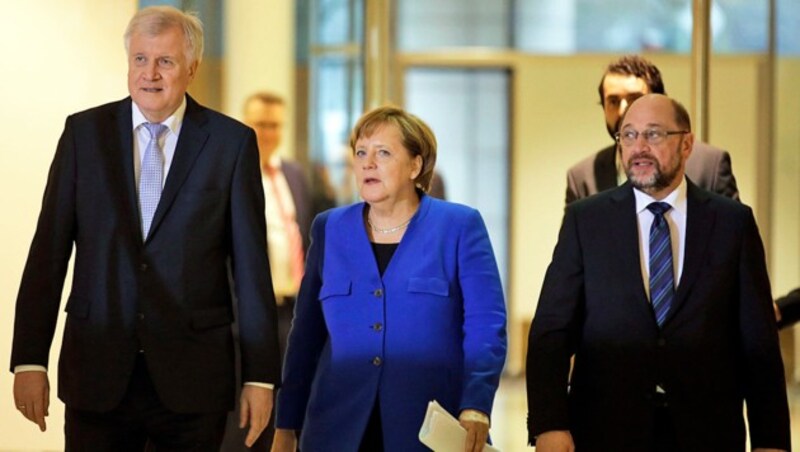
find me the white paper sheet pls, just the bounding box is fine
[418,400,500,452]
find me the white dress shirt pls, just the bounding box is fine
[262,154,301,298]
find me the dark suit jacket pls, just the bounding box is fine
[777,288,800,329]
[220,159,314,452]
[527,180,790,451]
[281,160,313,251]
[10,96,281,413]
[566,142,739,204]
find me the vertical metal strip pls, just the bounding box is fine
[690,0,710,142]
[364,0,392,110]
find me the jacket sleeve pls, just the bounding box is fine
[229,129,281,385]
[776,288,800,329]
[11,116,78,371]
[526,205,585,443]
[457,209,507,416]
[736,208,791,449]
[275,211,329,429]
[712,150,740,201]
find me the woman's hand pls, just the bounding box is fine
[459,409,490,452]
[270,428,298,452]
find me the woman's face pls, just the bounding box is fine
[353,123,422,205]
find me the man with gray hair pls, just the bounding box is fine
[10,6,280,449]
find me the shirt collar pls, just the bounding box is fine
[131,96,187,135]
[266,154,282,172]
[633,176,688,216]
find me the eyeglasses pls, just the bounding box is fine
[615,128,689,147]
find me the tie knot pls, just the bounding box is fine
[143,122,168,140]
[264,164,280,178]
[647,202,672,217]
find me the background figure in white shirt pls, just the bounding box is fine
[221,92,313,452]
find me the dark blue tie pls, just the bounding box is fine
[647,202,674,327]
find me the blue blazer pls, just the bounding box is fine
[276,194,507,451]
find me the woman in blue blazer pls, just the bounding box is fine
[272,106,507,451]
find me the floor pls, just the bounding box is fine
[491,329,800,451]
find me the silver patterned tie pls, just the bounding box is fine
[139,122,168,239]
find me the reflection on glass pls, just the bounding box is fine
[313,0,364,46]
[311,56,364,204]
[395,0,800,55]
[397,0,511,51]
[405,68,510,290]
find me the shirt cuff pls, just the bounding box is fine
[14,365,47,374]
[459,409,490,425]
[244,381,275,390]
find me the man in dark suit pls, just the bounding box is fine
[221,92,314,451]
[10,6,280,450]
[527,94,790,451]
[566,54,739,204]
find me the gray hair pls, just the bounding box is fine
[124,6,204,66]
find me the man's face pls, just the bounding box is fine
[127,26,197,123]
[602,74,649,139]
[244,100,285,163]
[619,94,693,200]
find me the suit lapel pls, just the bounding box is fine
[608,184,652,317]
[146,96,210,242]
[111,98,145,246]
[665,181,715,326]
[594,144,619,192]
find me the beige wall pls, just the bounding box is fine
[0,2,136,448]
[224,0,296,158]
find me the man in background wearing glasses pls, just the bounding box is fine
[565,55,739,204]
[528,94,790,451]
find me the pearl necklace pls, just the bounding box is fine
[368,215,412,234]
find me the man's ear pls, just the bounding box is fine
[682,132,695,159]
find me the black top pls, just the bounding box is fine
[370,242,399,276]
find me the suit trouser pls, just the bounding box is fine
[65,354,227,452]
[653,394,679,452]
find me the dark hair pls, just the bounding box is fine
[598,55,665,105]
[349,106,437,192]
[620,95,692,132]
[670,98,692,131]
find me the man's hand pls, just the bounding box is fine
[239,385,273,447]
[459,409,489,452]
[14,371,49,432]
[271,428,298,452]
[535,430,575,452]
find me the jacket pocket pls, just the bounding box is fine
[64,295,91,318]
[319,280,352,300]
[407,277,449,297]
[191,306,233,330]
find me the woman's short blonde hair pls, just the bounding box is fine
[349,106,437,192]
